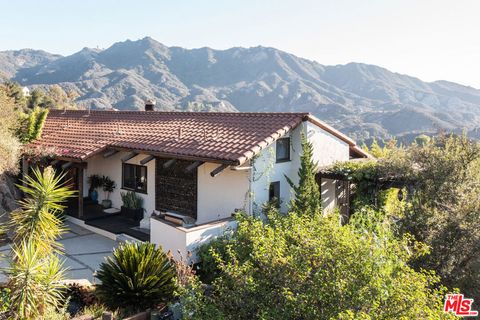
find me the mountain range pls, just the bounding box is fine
[2,36,480,142]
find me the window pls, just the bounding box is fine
[276,137,290,162]
[269,181,280,207]
[122,163,147,193]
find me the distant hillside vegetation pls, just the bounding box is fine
[2,37,480,142]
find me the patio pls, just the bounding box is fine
[0,221,121,283]
[59,221,120,282]
[65,197,150,242]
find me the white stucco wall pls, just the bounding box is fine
[320,178,337,213]
[251,126,303,214]
[197,162,250,224]
[82,119,350,228]
[251,121,350,214]
[151,217,236,262]
[305,121,350,166]
[83,152,156,220]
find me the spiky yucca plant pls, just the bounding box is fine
[96,242,176,311]
[6,241,66,319]
[2,166,74,319]
[10,166,75,254]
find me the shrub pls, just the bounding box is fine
[197,236,230,284]
[3,167,74,319]
[0,86,21,175]
[63,282,99,316]
[6,241,67,319]
[0,287,10,312]
[181,210,453,320]
[120,191,143,209]
[102,176,116,200]
[10,167,75,253]
[87,174,103,193]
[96,242,176,311]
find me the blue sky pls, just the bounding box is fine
[2,0,480,88]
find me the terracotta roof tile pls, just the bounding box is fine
[30,110,314,165]
[29,110,369,164]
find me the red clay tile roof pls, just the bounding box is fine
[29,110,368,165]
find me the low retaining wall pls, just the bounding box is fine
[150,217,237,262]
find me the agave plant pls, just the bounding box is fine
[96,242,176,311]
[9,166,75,254]
[6,240,66,319]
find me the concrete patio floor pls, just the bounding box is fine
[59,221,120,282]
[0,221,119,283]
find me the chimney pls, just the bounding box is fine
[145,99,156,111]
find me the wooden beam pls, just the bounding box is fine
[230,165,252,171]
[210,164,229,177]
[103,149,118,158]
[139,155,155,165]
[163,159,176,169]
[61,162,73,170]
[121,152,138,162]
[185,161,203,173]
[78,167,84,219]
[110,146,238,166]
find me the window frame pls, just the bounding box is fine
[276,137,291,163]
[269,181,281,208]
[122,163,148,194]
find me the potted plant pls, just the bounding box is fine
[120,191,144,222]
[101,176,116,208]
[87,174,103,203]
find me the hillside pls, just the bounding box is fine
[3,37,480,142]
[0,49,61,78]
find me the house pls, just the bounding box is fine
[24,107,369,261]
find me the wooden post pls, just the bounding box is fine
[22,156,29,187]
[78,167,84,219]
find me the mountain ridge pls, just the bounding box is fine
[2,36,480,142]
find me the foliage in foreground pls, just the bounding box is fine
[6,241,66,319]
[186,209,452,320]
[335,134,480,304]
[0,86,21,175]
[96,242,176,312]
[2,167,74,319]
[285,134,322,216]
[9,167,75,254]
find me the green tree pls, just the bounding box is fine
[3,80,25,104]
[285,134,321,215]
[398,135,480,303]
[0,86,21,174]
[17,106,49,143]
[27,85,78,110]
[333,134,480,305]
[187,209,451,320]
[27,88,46,109]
